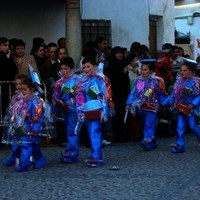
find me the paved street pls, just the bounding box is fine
[1,134,200,200]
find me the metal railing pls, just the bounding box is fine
[0,81,15,126]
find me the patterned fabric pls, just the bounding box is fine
[171,75,200,115]
[126,73,168,112]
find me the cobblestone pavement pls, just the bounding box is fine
[1,134,200,200]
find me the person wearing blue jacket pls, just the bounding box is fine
[77,56,108,167]
[52,57,80,163]
[126,59,168,151]
[164,59,200,153]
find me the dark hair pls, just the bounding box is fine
[33,37,45,46]
[30,43,45,55]
[15,74,28,81]
[126,52,138,62]
[60,57,74,69]
[110,46,126,58]
[141,59,156,71]
[171,45,179,52]
[182,58,197,72]
[82,56,96,66]
[21,78,36,90]
[47,42,57,49]
[57,37,66,47]
[94,36,107,47]
[13,39,26,50]
[162,43,172,50]
[130,41,141,53]
[0,37,8,45]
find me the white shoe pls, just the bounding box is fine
[102,139,111,146]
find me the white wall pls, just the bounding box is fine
[175,3,200,59]
[82,0,175,51]
[0,0,65,53]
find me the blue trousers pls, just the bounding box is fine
[86,119,102,160]
[64,111,79,157]
[176,114,200,146]
[140,111,157,139]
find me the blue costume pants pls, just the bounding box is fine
[140,111,157,139]
[64,111,79,158]
[86,119,102,160]
[176,114,200,146]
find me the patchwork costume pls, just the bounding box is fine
[164,73,200,153]
[126,72,168,151]
[52,74,80,163]
[77,74,108,166]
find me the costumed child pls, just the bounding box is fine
[2,74,28,166]
[77,56,108,167]
[164,59,200,153]
[3,77,46,172]
[52,57,80,163]
[126,59,168,151]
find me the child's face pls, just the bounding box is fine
[82,62,96,76]
[180,64,191,78]
[21,84,34,97]
[141,64,151,77]
[60,65,71,77]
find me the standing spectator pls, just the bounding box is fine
[155,43,174,91]
[94,36,108,55]
[126,59,168,151]
[104,46,130,142]
[12,39,39,76]
[164,59,200,153]
[30,39,46,80]
[51,46,68,81]
[40,42,58,101]
[170,45,185,80]
[123,52,142,141]
[139,44,151,59]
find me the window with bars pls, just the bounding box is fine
[81,19,112,48]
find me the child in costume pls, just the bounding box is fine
[164,59,200,153]
[52,57,80,163]
[3,77,46,172]
[78,56,108,167]
[2,74,28,166]
[126,59,168,151]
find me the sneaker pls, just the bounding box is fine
[14,165,29,172]
[85,157,103,167]
[60,151,78,163]
[171,144,185,153]
[34,156,46,169]
[102,139,111,146]
[140,138,157,151]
